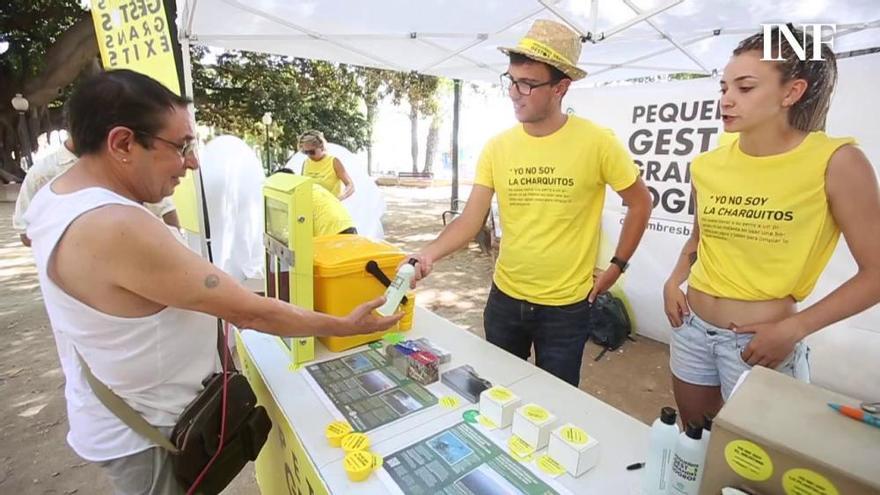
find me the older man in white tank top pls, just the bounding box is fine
[26,70,401,495]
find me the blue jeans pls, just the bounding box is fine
[483,284,592,387]
[670,312,810,400]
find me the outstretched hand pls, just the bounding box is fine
[340,296,403,335]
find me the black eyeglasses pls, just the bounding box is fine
[302,149,320,156]
[500,72,558,96]
[137,131,197,158]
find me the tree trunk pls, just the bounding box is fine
[409,104,419,173]
[365,100,376,176]
[423,113,441,174]
[0,14,99,180]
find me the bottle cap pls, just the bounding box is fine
[325,421,353,447]
[344,450,375,482]
[660,407,677,425]
[703,413,714,432]
[341,432,371,453]
[685,420,703,440]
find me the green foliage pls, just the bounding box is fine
[385,71,442,116]
[0,0,87,88]
[191,47,370,162]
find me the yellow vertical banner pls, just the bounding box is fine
[89,0,201,232]
[89,0,182,95]
[236,332,330,495]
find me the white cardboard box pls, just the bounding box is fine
[479,386,521,428]
[512,403,557,449]
[548,423,600,477]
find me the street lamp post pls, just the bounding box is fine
[261,112,273,173]
[11,93,33,169]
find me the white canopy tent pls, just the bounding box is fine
[178,0,880,86]
[173,1,880,401]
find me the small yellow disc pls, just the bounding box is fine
[560,425,588,446]
[522,404,550,424]
[508,435,536,459]
[488,386,514,402]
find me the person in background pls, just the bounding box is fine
[274,169,357,236]
[297,130,355,200]
[25,69,400,494]
[13,136,179,246]
[405,19,653,387]
[663,26,880,425]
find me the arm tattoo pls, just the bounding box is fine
[204,274,220,289]
[688,251,697,266]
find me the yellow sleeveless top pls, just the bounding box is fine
[303,154,342,196]
[689,132,855,301]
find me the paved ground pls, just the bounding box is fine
[0,186,673,494]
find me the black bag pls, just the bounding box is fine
[78,341,272,494]
[589,292,633,360]
[170,371,272,494]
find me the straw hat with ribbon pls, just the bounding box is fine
[499,19,587,81]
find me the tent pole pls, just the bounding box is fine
[177,9,210,261]
[451,79,461,211]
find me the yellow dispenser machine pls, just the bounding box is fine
[312,234,411,351]
[263,173,315,364]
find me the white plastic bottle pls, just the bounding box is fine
[699,413,713,456]
[668,421,706,495]
[642,406,680,495]
[376,259,417,316]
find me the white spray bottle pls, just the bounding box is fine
[643,406,680,495]
[376,259,418,316]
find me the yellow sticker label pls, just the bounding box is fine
[477,415,498,430]
[508,435,536,459]
[523,404,550,423]
[326,421,352,437]
[537,455,566,477]
[440,396,460,409]
[341,432,370,453]
[561,425,588,445]
[724,440,773,481]
[783,468,839,495]
[488,386,514,402]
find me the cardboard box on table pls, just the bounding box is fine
[701,366,880,495]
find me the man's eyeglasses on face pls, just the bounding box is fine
[500,72,558,96]
[302,149,319,156]
[137,131,197,158]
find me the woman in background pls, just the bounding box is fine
[298,130,355,200]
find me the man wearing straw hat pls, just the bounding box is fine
[407,19,652,387]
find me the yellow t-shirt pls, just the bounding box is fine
[475,116,639,305]
[312,184,354,236]
[689,132,855,301]
[303,154,342,196]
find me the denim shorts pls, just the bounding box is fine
[669,312,810,400]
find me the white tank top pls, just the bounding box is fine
[25,183,219,461]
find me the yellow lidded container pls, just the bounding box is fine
[313,234,412,351]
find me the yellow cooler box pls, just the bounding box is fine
[313,235,412,351]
